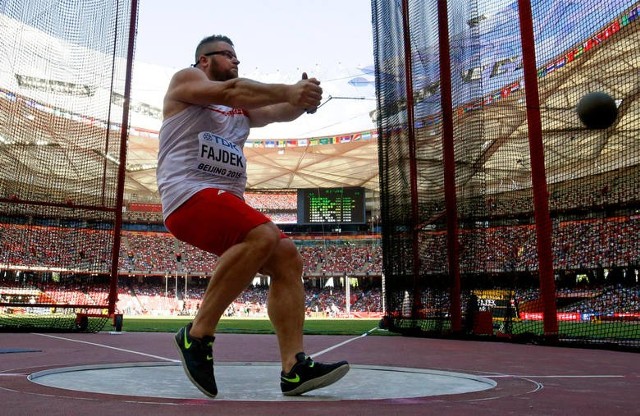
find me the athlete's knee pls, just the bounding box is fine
[262,239,302,277]
[280,240,303,269]
[244,222,282,257]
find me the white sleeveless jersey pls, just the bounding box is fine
[156,104,250,221]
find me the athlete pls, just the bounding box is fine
[156,34,349,398]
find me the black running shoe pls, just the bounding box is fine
[174,323,217,398]
[280,352,350,396]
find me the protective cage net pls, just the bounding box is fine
[375,0,640,350]
[0,1,135,332]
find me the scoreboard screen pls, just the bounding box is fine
[297,187,366,224]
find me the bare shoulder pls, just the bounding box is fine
[162,68,206,119]
[170,67,206,83]
[166,67,207,95]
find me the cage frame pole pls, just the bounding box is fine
[517,0,558,338]
[108,0,139,316]
[400,0,423,320]
[436,0,462,333]
[402,0,422,319]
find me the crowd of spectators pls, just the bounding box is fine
[0,223,112,272]
[2,210,640,319]
[498,285,640,317]
[0,223,383,277]
[560,285,640,315]
[297,243,383,276]
[242,191,297,210]
[2,214,640,276]
[123,191,298,224]
[470,168,640,219]
[414,215,640,274]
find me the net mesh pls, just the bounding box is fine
[375,0,640,349]
[0,0,135,332]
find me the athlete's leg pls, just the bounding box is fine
[259,238,305,373]
[188,221,283,339]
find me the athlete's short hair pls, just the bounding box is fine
[193,35,234,66]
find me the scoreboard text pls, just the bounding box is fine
[297,187,366,224]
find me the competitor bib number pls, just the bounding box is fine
[196,132,245,179]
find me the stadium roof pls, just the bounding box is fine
[124,129,381,200]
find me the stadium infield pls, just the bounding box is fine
[1,321,639,415]
[119,317,388,335]
[100,317,640,343]
[5,314,640,337]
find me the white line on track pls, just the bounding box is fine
[32,333,178,362]
[311,327,378,358]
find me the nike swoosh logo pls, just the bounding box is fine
[183,329,192,349]
[282,373,300,383]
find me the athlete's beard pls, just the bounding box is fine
[209,65,238,82]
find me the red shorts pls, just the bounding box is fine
[164,188,286,256]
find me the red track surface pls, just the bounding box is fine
[1,332,638,415]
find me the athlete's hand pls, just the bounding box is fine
[291,72,321,113]
[302,72,319,114]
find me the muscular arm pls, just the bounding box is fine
[247,103,306,128]
[247,73,321,127]
[163,68,322,120]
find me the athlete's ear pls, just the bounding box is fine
[193,55,206,68]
